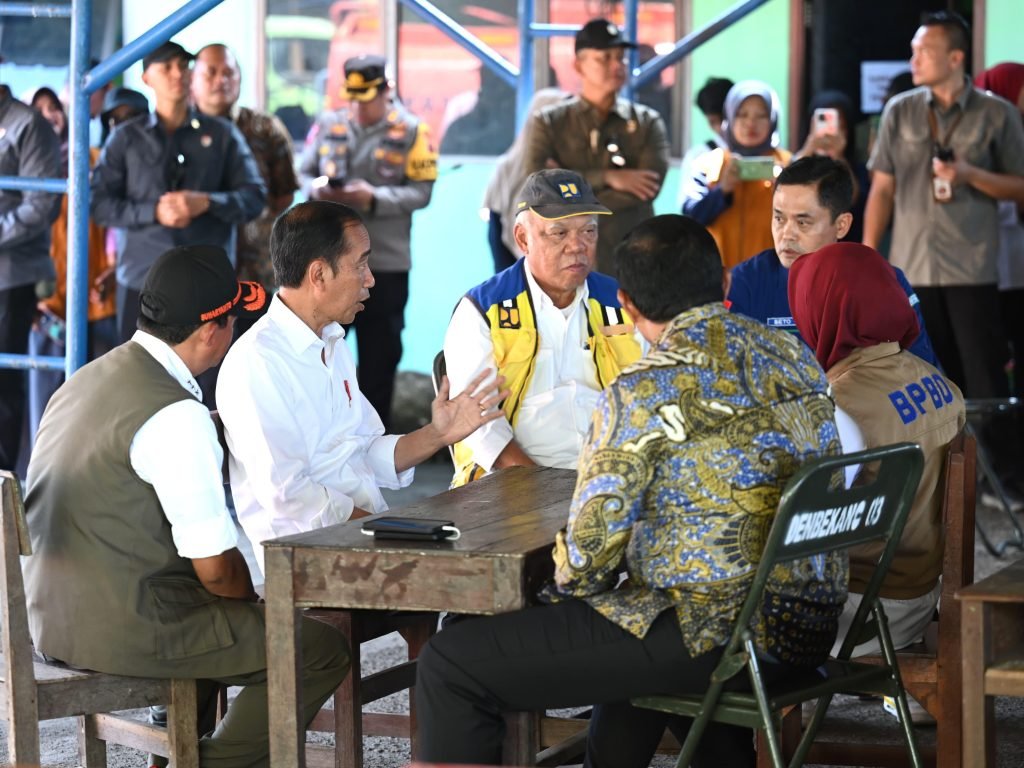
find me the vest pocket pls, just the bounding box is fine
[147,577,235,661]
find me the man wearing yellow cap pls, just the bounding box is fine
[299,54,437,430]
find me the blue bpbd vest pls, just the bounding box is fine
[452,260,641,486]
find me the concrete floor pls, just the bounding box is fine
[5,460,1024,767]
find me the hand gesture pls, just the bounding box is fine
[155,193,191,228]
[605,169,662,201]
[932,156,970,187]
[719,154,745,194]
[430,368,508,447]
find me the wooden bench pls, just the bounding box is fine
[957,556,1024,766]
[0,471,201,767]
[758,430,976,768]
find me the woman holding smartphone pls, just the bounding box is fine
[681,79,790,269]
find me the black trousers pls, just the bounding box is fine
[415,599,776,767]
[915,284,1010,399]
[916,284,1023,480]
[348,271,408,432]
[0,284,37,471]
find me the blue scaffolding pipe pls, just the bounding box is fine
[0,176,68,194]
[622,0,639,101]
[516,0,533,129]
[397,0,517,88]
[0,2,72,17]
[632,0,772,88]
[528,23,579,38]
[0,353,66,372]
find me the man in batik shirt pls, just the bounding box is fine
[415,214,847,768]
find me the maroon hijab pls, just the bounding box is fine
[788,242,919,372]
[975,63,1024,107]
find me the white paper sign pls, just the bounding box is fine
[861,61,912,114]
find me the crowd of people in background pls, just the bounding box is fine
[2,8,1024,765]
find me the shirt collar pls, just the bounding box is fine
[577,95,634,123]
[523,260,589,312]
[267,294,345,355]
[657,302,729,346]
[131,331,203,400]
[926,76,974,111]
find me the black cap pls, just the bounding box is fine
[515,169,612,221]
[343,54,387,102]
[575,18,636,52]
[142,41,194,71]
[100,87,148,123]
[139,245,267,326]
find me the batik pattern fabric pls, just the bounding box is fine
[552,302,848,667]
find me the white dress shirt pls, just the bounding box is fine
[443,263,602,472]
[833,404,866,488]
[216,295,413,573]
[129,331,239,559]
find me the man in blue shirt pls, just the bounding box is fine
[91,41,265,345]
[728,155,939,366]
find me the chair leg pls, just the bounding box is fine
[874,604,924,768]
[7,695,41,766]
[78,714,108,767]
[167,678,200,768]
[400,616,436,761]
[744,638,786,768]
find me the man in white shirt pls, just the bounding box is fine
[22,245,350,768]
[217,200,504,573]
[444,169,641,487]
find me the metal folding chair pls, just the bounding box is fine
[632,442,926,768]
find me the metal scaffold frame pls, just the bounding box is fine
[0,0,227,379]
[0,0,769,381]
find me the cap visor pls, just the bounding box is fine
[531,204,612,221]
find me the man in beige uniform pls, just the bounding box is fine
[522,18,670,276]
[23,245,349,768]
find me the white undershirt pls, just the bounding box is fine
[444,263,602,471]
[128,331,239,560]
[834,404,866,488]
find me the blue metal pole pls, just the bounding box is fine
[633,0,771,89]
[397,0,517,87]
[84,0,228,94]
[622,0,639,101]
[0,177,67,194]
[0,353,67,372]
[0,2,72,17]
[66,0,91,375]
[528,23,579,38]
[516,0,534,129]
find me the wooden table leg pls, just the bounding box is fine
[502,711,539,766]
[961,601,994,767]
[266,546,305,768]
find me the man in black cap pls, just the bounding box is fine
[298,53,437,430]
[22,244,350,768]
[522,17,670,277]
[91,39,266,349]
[442,168,640,488]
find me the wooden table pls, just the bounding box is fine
[956,557,1024,767]
[264,466,578,768]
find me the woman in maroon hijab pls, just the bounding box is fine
[789,242,965,685]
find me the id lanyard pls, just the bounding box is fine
[926,103,965,155]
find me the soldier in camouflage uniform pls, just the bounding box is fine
[299,54,437,430]
[192,44,299,292]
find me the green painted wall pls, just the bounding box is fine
[984,0,1018,66]
[688,0,791,150]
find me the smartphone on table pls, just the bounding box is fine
[360,516,461,541]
